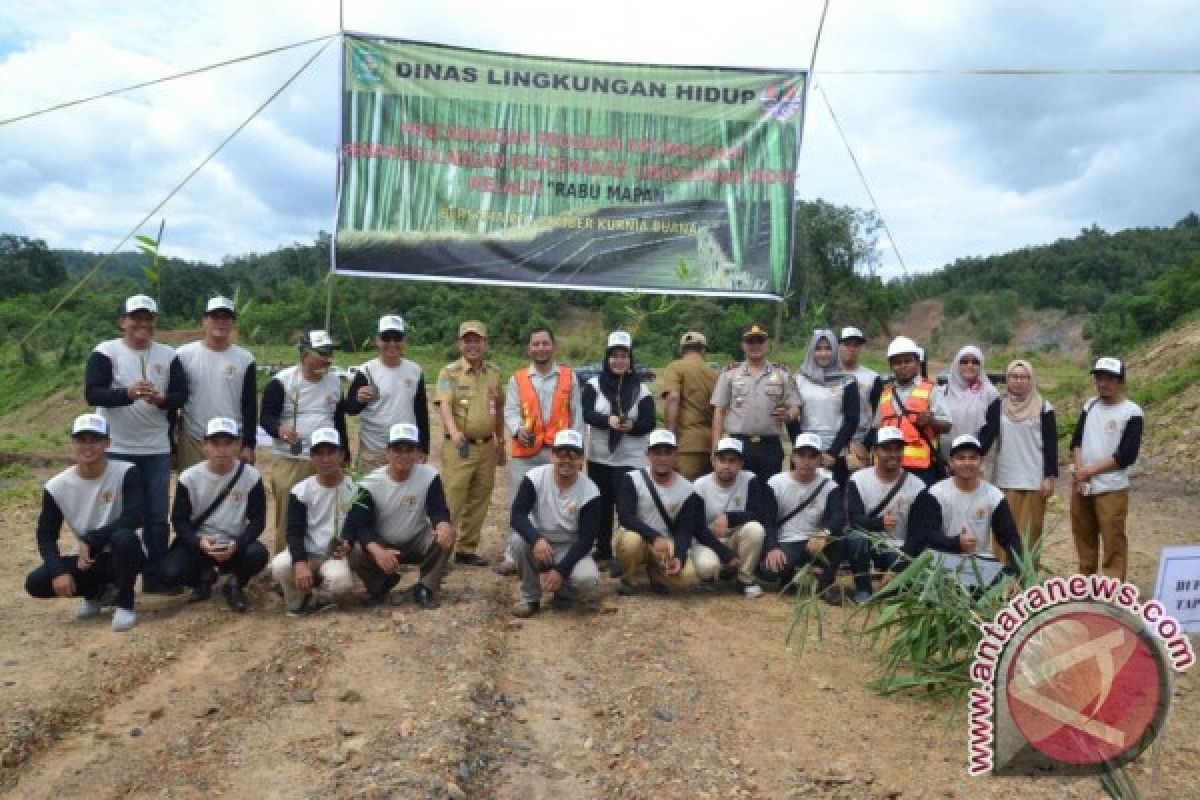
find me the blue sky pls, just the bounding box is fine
[1,0,1198,279]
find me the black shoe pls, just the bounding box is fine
[287,594,337,617]
[615,579,636,596]
[187,579,213,604]
[97,582,119,607]
[223,581,248,613]
[551,590,574,611]
[362,576,400,607]
[648,578,670,596]
[454,552,488,567]
[412,584,440,610]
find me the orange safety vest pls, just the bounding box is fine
[878,381,938,470]
[512,365,574,458]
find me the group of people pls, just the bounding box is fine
[24,294,1144,630]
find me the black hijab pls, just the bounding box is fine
[598,343,639,451]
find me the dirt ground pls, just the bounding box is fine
[1,409,1197,799]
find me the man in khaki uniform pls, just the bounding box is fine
[435,320,507,566]
[661,331,717,480]
[710,322,799,488]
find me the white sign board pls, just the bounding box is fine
[1154,545,1200,634]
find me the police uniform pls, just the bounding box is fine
[710,358,796,488]
[435,327,505,559]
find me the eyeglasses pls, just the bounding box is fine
[959,358,981,365]
[380,333,405,342]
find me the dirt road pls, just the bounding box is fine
[1,447,1197,798]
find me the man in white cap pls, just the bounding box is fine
[344,423,454,609]
[843,426,927,602]
[260,330,348,554]
[905,435,1022,588]
[662,331,717,480]
[691,437,767,597]
[161,417,269,612]
[24,414,145,631]
[342,314,429,471]
[838,326,882,472]
[1069,357,1143,580]
[613,430,737,594]
[508,429,602,617]
[175,296,257,472]
[269,427,358,615]
[85,294,188,593]
[496,325,583,576]
[873,336,952,486]
[761,433,846,602]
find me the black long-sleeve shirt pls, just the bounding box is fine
[34,466,144,578]
[977,398,1059,477]
[1068,406,1143,468]
[903,489,1021,571]
[615,473,704,565]
[718,477,768,531]
[170,480,267,553]
[509,477,602,579]
[581,383,657,435]
[341,371,431,454]
[84,351,188,411]
[762,482,844,551]
[238,365,259,449]
[341,476,451,547]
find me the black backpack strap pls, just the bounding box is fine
[192,461,246,531]
[867,475,908,520]
[777,478,829,527]
[640,468,678,536]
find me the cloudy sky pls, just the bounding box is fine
[1,0,1197,279]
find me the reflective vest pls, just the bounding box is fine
[512,365,574,458]
[878,381,937,469]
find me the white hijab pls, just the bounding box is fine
[945,344,999,438]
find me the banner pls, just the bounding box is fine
[335,35,806,298]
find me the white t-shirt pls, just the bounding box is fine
[93,339,177,455]
[357,357,423,452]
[45,460,135,542]
[768,471,836,543]
[692,470,755,524]
[290,475,357,556]
[1079,397,1143,494]
[523,464,601,545]
[176,341,255,442]
[270,366,342,460]
[178,461,263,542]
[359,464,439,546]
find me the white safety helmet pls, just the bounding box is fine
[886,336,921,360]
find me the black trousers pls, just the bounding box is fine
[159,539,269,588]
[845,533,905,593]
[25,529,144,610]
[586,461,635,560]
[760,537,847,589]
[735,436,785,488]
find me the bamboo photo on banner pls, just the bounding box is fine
[334,35,806,299]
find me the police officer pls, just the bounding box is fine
[710,322,798,488]
[662,331,717,480]
[434,320,506,566]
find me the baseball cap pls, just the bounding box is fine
[792,432,823,452]
[742,322,769,340]
[680,331,707,347]
[388,422,421,445]
[949,434,983,454]
[714,437,744,456]
[839,326,866,343]
[300,329,334,353]
[71,413,109,438]
[378,315,406,334]
[551,429,584,452]
[204,417,240,439]
[875,426,905,446]
[204,296,236,316]
[1091,356,1125,379]
[458,320,487,338]
[607,331,632,350]
[123,294,158,315]
[309,427,341,450]
[646,429,677,449]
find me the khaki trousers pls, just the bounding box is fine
[176,434,207,473]
[675,451,712,482]
[1004,488,1049,553]
[355,448,389,473]
[691,521,766,584]
[269,458,315,555]
[269,551,357,609]
[1070,489,1129,580]
[613,529,698,589]
[348,527,452,593]
[440,438,497,555]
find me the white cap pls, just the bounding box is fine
[551,429,584,452]
[607,331,632,350]
[916,347,925,363]
[204,296,236,315]
[301,329,334,352]
[123,294,158,315]
[886,336,920,359]
[646,429,677,449]
[792,432,823,452]
[388,422,421,445]
[949,434,983,453]
[309,427,341,450]
[71,413,108,437]
[714,437,744,455]
[1091,356,1125,378]
[875,426,905,446]
[839,326,866,342]
[378,315,406,334]
[204,417,240,439]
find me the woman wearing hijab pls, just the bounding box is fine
[582,331,656,569]
[978,360,1058,555]
[937,345,1000,456]
[790,329,859,487]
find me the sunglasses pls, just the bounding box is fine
[380,332,405,342]
[959,358,981,365]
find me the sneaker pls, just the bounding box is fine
[413,584,440,610]
[111,608,138,632]
[287,594,337,617]
[511,599,540,618]
[361,576,400,607]
[453,552,488,567]
[223,581,249,613]
[851,589,873,605]
[493,559,518,576]
[738,581,764,599]
[75,598,102,620]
